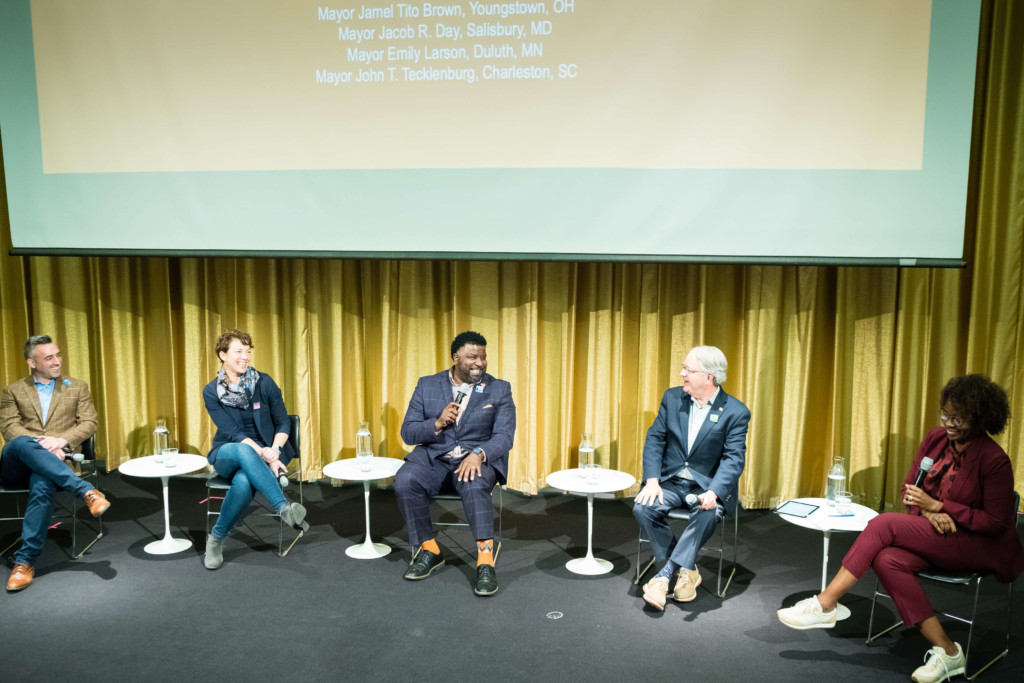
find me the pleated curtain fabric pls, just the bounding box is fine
[1,1,1021,511]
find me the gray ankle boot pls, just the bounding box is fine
[279,502,308,531]
[204,536,224,570]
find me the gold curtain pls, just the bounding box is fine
[2,2,1022,510]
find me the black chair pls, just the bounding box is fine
[1,435,103,560]
[204,415,305,557]
[866,491,1021,680]
[412,486,504,562]
[634,503,740,598]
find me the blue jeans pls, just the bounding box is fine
[210,443,287,539]
[1,436,95,565]
[633,476,725,571]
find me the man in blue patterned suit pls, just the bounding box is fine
[395,331,516,596]
[634,345,750,610]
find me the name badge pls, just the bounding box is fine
[62,378,71,386]
[253,402,261,410]
[709,414,719,423]
[475,384,485,393]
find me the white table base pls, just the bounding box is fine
[822,530,852,620]
[145,537,193,554]
[565,492,612,575]
[347,540,392,559]
[346,480,392,559]
[145,475,192,555]
[567,556,613,575]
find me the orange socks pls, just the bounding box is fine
[421,538,440,555]
[477,539,495,566]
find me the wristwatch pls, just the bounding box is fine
[472,447,486,461]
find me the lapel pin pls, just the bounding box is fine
[710,414,719,423]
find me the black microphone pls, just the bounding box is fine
[454,383,471,406]
[913,456,935,487]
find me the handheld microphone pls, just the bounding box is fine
[279,474,289,488]
[454,383,471,406]
[685,493,699,507]
[72,452,85,462]
[913,456,935,487]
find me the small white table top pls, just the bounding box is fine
[546,468,636,495]
[119,453,208,478]
[323,456,403,482]
[777,496,878,533]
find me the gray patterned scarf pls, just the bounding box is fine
[216,366,260,409]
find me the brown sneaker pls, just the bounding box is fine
[642,576,670,610]
[7,563,35,591]
[83,489,110,517]
[672,568,702,602]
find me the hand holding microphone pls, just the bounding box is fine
[904,456,936,510]
[435,383,471,430]
[687,491,718,510]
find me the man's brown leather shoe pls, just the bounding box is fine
[642,576,669,610]
[672,567,702,602]
[7,564,34,591]
[84,489,110,517]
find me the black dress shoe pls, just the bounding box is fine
[404,548,445,580]
[473,564,498,596]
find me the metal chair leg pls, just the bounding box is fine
[866,581,904,644]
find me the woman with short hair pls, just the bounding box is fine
[202,329,306,569]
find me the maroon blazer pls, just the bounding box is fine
[905,426,1024,583]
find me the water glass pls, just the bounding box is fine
[583,463,602,484]
[162,447,179,467]
[835,491,853,514]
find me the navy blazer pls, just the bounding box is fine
[642,386,750,512]
[400,370,516,483]
[202,371,295,466]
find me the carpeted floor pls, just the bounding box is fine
[2,467,1021,682]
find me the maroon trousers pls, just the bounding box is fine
[842,513,1003,627]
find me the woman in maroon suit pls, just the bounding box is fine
[778,374,1024,683]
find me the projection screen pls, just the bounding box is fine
[0,0,981,264]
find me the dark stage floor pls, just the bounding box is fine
[2,468,1022,682]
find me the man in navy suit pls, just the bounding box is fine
[395,331,516,596]
[634,345,750,610]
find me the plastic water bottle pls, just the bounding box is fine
[578,432,595,476]
[826,456,846,507]
[153,419,169,458]
[356,421,373,472]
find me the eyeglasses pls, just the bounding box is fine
[939,413,964,428]
[680,366,706,376]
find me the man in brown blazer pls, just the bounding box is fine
[1,335,111,592]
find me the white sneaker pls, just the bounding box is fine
[911,643,965,683]
[776,596,837,630]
